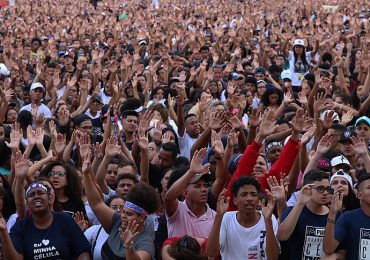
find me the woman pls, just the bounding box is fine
[329,170,359,211]
[260,88,283,112]
[83,156,160,260]
[0,153,91,259]
[147,87,166,108]
[40,161,86,217]
[4,108,18,124]
[85,195,125,260]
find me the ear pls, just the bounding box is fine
[233,197,237,206]
[357,190,362,201]
[183,188,188,198]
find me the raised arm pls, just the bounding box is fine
[12,151,29,219]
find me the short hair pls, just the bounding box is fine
[121,110,139,120]
[167,166,190,190]
[126,183,160,214]
[168,235,207,260]
[17,110,33,130]
[184,113,197,122]
[303,170,330,185]
[231,176,262,197]
[118,161,138,174]
[105,195,125,206]
[117,173,138,184]
[161,142,178,160]
[120,98,142,115]
[199,45,209,52]
[74,114,92,126]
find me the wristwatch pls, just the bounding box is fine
[123,241,134,251]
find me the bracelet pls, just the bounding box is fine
[327,218,335,224]
[215,155,224,160]
[123,241,134,250]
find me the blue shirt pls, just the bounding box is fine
[10,212,91,259]
[335,208,370,260]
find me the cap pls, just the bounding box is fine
[356,172,370,187]
[40,36,48,41]
[30,82,45,91]
[189,172,212,184]
[330,170,353,188]
[231,72,244,80]
[294,39,305,46]
[0,63,10,76]
[355,116,370,127]
[228,154,242,175]
[92,96,103,105]
[330,155,352,168]
[139,40,147,46]
[339,129,356,142]
[317,158,331,171]
[255,67,266,75]
[320,110,340,123]
[63,52,74,59]
[26,181,48,197]
[281,69,293,81]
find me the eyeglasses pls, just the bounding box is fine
[314,185,334,194]
[48,171,66,177]
[110,205,124,211]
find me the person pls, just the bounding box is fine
[323,173,370,259]
[206,177,279,260]
[278,170,332,260]
[20,82,52,118]
[164,148,215,238]
[0,151,91,259]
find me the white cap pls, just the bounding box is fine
[330,155,352,168]
[320,110,340,123]
[294,39,305,46]
[139,40,147,46]
[281,70,293,81]
[330,170,353,188]
[0,63,10,76]
[30,82,45,91]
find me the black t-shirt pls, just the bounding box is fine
[60,197,87,217]
[10,212,91,259]
[148,163,165,191]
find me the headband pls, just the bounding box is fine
[266,141,283,152]
[135,106,143,113]
[26,182,48,197]
[124,201,148,216]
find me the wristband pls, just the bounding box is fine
[327,218,335,224]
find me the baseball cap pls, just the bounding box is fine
[63,52,74,59]
[0,63,10,76]
[189,172,212,184]
[30,82,45,91]
[356,172,370,187]
[139,40,147,46]
[294,39,305,46]
[281,70,293,81]
[231,72,244,80]
[339,129,356,142]
[330,170,353,188]
[355,116,370,127]
[330,155,352,168]
[228,154,242,175]
[320,110,340,123]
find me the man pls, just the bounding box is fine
[278,170,332,260]
[265,140,283,167]
[121,110,139,150]
[20,82,52,118]
[164,148,215,238]
[323,173,370,259]
[206,177,279,260]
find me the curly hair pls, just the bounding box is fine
[261,88,283,107]
[147,103,169,123]
[168,236,207,260]
[126,183,160,214]
[39,161,83,199]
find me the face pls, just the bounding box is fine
[68,86,78,99]
[246,91,253,105]
[257,83,266,96]
[356,123,370,141]
[252,156,267,178]
[311,179,330,205]
[115,178,135,199]
[267,145,283,163]
[26,187,50,214]
[109,198,125,213]
[156,149,174,170]
[234,185,259,213]
[123,115,138,134]
[49,165,67,190]
[106,164,118,187]
[148,142,158,162]
[355,157,365,172]
[185,115,200,138]
[330,177,349,196]
[339,141,355,157]
[294,45,304,54]
[185,179,209,204]
[155,89,164,100]
[268,93,279,105]
[121,207,144,230]
[213,68,223,81]
[357,179,370,205]
[78,120,93,135]
[30,88,43,101]
[161,170,172,193]
[246,83,256,93]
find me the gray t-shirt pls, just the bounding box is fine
[101,213,155,260]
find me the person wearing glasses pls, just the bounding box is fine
[278,170,333,260]
[39,161,87,217]
[84,195,125,260]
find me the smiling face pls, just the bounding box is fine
[252,156,267,178]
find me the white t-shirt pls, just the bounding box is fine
[84,224,109,260]
[178,131,198,160]
[288,51,312,87]
[220,211,279,260]
[20,103,52,118]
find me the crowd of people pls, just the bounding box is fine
[0,0,368,259]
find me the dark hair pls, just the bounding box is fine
[161,142,178,161]
[74,114,92,126]
[261,88,283,107]
[0,139,11,167]
[39,161,83,199]
[231,176,262,197]
[184,113,197,122]
[117,161,138,175]
[119,98,142,116]
[126,183,160,214]
[17,110,33,130]
[105,195,125,206]
[303,170,329,185]
[150,86,165,100]
[167,166,190,190]
[173,156,190,168]
[117,173,138,184]
[121,110,139,119]
[293,45,309,68]
[168,235,207,260]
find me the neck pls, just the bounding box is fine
[32,100,41,106]
[306,200,328,215]
[361,204,370,217]
[186,200,206,217]
[55,188,68,202]
[32,211,53,229]
[237,210,260,227]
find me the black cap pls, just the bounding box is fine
[357,172,370,187]
[339,130,356,142]
[74,114,92,126]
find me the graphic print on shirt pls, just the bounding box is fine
[302,226,325,260]
[248,230,267,259]
[33,239,60,259]
[359,228,370,260]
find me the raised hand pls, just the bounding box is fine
[209,111,226,131]
[248,108,262,128]
[48,120,57,141]
[316,134,333,155]
[322,110,335,129]
[266,176,286,201]
[13,150,29,178]
[261,193,276,220]
[330,186,344,214]
[79,133,91,159]
[74,211,89,232]
[283,92,294,105]
[81,151,92,175]
[257,110,277,138]
[105,135,120,158]
[119,220,140,247]
[301,125,316,145]
[340,110,354,126]
[161,131,172,144]
[216,189,230,216]
[190,148,210,175]
[211,130,224,157]
[227,115,242,130]
[298,184,314,205]
[137,126,149,150]
[289,108,306,133]
[350,136,368,156]
[58,109,70,126]
[55,134,66,155]
[27,125,36,146]
[35,127,44,146]
[6,123,22,149]
[227,130,240,148]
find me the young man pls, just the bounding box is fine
[206,176,279,260]
[20,82,52,118]
[278,170,332,260]
[121,110,139,150]
[323,173,370,259]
